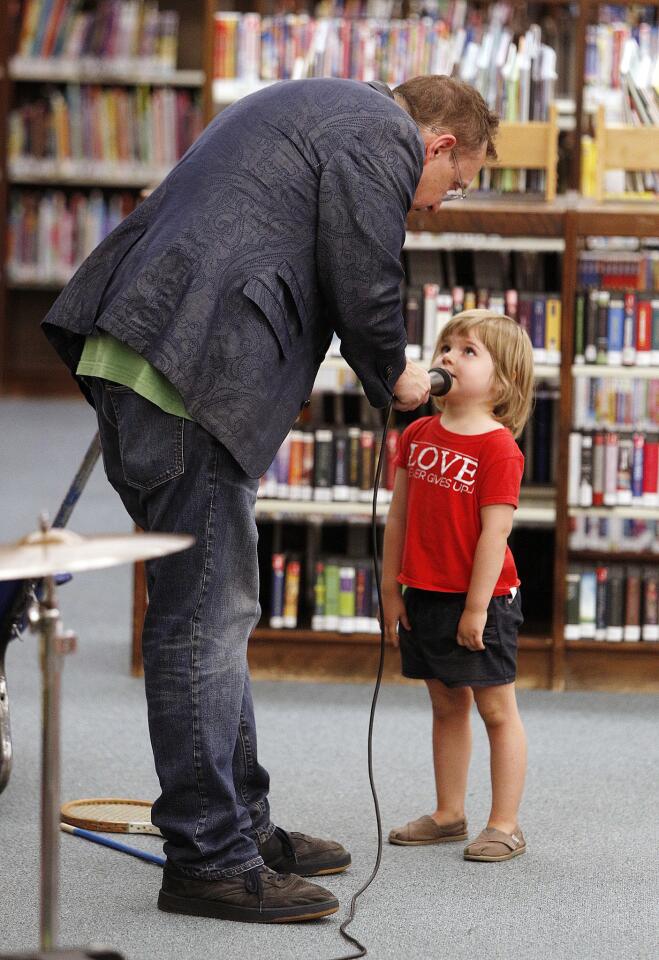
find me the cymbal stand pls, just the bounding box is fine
[27,571,76,952]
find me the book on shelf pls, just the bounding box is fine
[405,285,561,366]
[9,84,203,173]
[269,552,286,629]
[282,556,301,628]
[565,564,659,642]
[571,376,659,432]
[8,188,137,284]
[577,250,659,292]
[311,556,379,635]
[258,426,399,505]
[11,0,181,73]
[268,552,302,629]
[213,8,557,109]
[568,431,659,509]
[574,289,659,367]
[569,514,659,554]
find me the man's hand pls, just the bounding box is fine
[457,607,487,651]
[392,360,431,411]
[380,587,410,648]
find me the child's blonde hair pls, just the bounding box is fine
[432,309,534,439]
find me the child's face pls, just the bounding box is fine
[433,330,496,405]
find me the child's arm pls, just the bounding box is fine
[458,503,515,651]
[381,467,410,648]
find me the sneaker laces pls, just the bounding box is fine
[243,866,264,912]
[272,825,298,864]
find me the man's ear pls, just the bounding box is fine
[425,131,457,160]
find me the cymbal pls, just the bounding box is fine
[0,528,195,581]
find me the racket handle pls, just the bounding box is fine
[61,822,165,867]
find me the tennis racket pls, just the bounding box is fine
[60,798,162,836]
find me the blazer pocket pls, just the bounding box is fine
[277,261,309,327]
[243,275,291,358]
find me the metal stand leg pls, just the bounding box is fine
[30,577,77,952]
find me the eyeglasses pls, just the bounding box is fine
[442,150,468,202]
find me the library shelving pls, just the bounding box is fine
[129,199,659,693]
[2,3,659,693]
[555,201,659,693]
[0,0,216,395]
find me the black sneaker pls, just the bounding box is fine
[158,862,339,923]
[260,826,351,876]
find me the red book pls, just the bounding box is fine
[636,299,652,366]
[642,438,659,506]
[592,432,605,507]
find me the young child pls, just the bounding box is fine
[383,309,534,862]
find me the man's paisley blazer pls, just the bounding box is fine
[43,78,424,477]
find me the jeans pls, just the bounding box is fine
[86,378,273,878]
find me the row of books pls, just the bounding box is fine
[9,85,203,168]
[269,554,382,633]
[577,251,659,291]
[585,23,658,93]
[405,286,561,365]
[568,431,659,508]
[12,0,180,71]
[258,427,400,504]
[212,10,556,118]
[564,565,659,642]
[569,515,659,554]
[574,290,659,367]
[572,379,659,432]
[405,247,558,301]
[7,189,136,283]
[618,40,659,196]
[520,389,558,487]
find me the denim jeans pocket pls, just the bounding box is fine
[108,385,185,491]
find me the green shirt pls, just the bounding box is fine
[76,333,193,421]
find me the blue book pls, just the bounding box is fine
[269,553,286,629]
[606,295,625,365]
[531,295,546,363]
[631,434,644,501]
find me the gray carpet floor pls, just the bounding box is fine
[0,399,657,960]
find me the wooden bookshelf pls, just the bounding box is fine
[487,104,559,201]
[2,5,659,693]
[594,105,659,204]
[0,0,213,395]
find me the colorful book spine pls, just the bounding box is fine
[338,565,356,633]
[311,560,326,631]
[269,553,286,629]
[282,557,301,628]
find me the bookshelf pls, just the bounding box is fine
[554,201,659,692]
[594,104,659,203]
[0,0,216,395]
[572,0,659,191]
[2,4,658,692]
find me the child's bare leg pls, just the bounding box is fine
[426,680,473,825]
[472,682,527,833]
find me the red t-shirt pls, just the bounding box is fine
[394,415,524,595]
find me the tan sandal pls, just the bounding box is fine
[464,826,526,862]
[388,816,468,846]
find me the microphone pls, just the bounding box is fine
[429,367,453,397]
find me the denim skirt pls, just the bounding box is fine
[398,587,524,688]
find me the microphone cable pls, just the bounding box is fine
[331,399,392,960]
[330,367,452,960]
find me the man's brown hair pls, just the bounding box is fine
[393,75,499,160]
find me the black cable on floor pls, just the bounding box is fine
[330,401,393,960]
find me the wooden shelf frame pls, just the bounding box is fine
[551,200,659,691]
